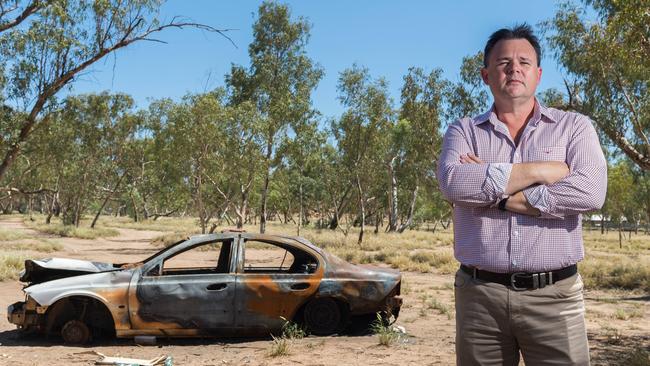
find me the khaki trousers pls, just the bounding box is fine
[454,268,590,366]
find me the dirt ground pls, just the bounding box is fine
[0,217,648,366]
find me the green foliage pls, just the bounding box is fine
[370,312,400,346]
[545,0,650,170]
[280,317,306,339]
[226,1,323,233]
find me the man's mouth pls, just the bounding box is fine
[507,80,524,85]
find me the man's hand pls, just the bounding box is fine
[460,153,483,164]
[504,191,541,216]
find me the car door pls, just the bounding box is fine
[234,237,321,333]
[128,239,236,334]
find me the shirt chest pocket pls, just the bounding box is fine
[527,146,566,162]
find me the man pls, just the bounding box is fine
[437,24,607,366]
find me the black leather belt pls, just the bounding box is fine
[460,264,577,291]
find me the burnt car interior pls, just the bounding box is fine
[160,239,232,276]
[243,239,318,274]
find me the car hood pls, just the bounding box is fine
[20,257,120,285]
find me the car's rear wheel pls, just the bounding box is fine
[61,319,91,344]
[303,298,341,336]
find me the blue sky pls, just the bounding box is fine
[71,1,572,120]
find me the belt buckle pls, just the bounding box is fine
[510,272,529,291]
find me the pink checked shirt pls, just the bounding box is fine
[438,101,607,273]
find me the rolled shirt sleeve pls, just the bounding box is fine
[438,120,512,206]
[522,115,607,219]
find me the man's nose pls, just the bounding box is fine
[507,62,522,75]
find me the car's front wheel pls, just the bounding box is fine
[303,298,341,336]
[61,319,91,344]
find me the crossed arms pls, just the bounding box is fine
[437,116,607,219]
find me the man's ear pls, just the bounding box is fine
[480,67,489,84]
[537,67,542,82]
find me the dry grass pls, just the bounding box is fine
[102,216,200,233]
[2,239,64,253]
[0,227,29,241]
[23,215,119,239]
[102,217,650,292]
[0,253,28,281]
[268,335,291,357]
[150,232,193,248]
[6,214,650,292]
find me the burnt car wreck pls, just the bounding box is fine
[7,233,402,344]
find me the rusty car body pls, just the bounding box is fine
[7,232,402,343]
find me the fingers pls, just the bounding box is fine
[460,153,484,164]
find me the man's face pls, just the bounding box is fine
[481,38,542,105]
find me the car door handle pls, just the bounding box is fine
[290,283,310,291]
[206,283,227,291]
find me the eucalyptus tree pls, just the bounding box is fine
[444,52,489,123]
[219,100,264,229]
[605,160,638,245]
[278,118,326,235]
[30,93,137,226]
[334,65,393,244]
[385,67,446,232]
[546,0,650,169]
[226,1,322,233]
[140,99,191,220]
[0,0,231,182]
[157,92,232,233]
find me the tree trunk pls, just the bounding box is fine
[234,182,250,229]
[260,141,273,234]
[328,186,351,230]
[130,191,139,223]
[356,173,365,245]
[618,221,622,249]
[298,171,303,236]
[398,185,419,233]
[91,174,124,228]
[387,156,398,232]
[374,211,380,234]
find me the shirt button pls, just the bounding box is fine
[512,260,517,266]
[513,231,519,236]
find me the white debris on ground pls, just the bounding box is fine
[94,351,173,366]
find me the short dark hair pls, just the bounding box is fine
[483,23,542,67]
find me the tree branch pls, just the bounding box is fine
[0,0,44,33]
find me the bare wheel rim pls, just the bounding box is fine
[304,298,341,335]
[61,320,91,344]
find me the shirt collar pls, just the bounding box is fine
[473,99,558,126]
